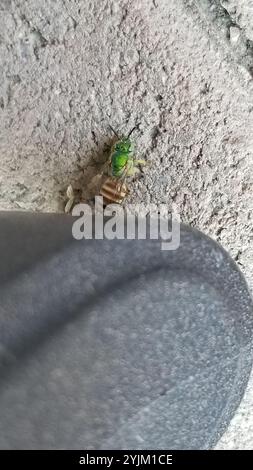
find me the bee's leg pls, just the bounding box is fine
[135,159,151,170]
[126,166,141,177]
[131,158,150,179]
[125,158,141,177]
[135,159,147,165]
[116,175,127,192]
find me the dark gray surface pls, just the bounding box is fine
[0,211,252,449]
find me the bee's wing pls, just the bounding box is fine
[87,173,104,193]
[100,158,112,177]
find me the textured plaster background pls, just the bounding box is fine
[0,0,252,449]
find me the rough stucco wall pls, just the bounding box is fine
[221,0,253,41]
[0,0,252,449]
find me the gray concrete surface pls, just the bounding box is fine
[0,0,252,449]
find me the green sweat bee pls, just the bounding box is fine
[99,125,147,205]
[107,124,146,179]
[65,125,147,211]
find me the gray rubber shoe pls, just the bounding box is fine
[0,212,252,449]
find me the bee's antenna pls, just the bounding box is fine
[109,124,119,138]
[127,123,140,138]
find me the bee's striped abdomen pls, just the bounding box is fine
[100,178,128,205]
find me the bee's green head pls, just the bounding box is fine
[115,138,132,153]
[110,124,139,153]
